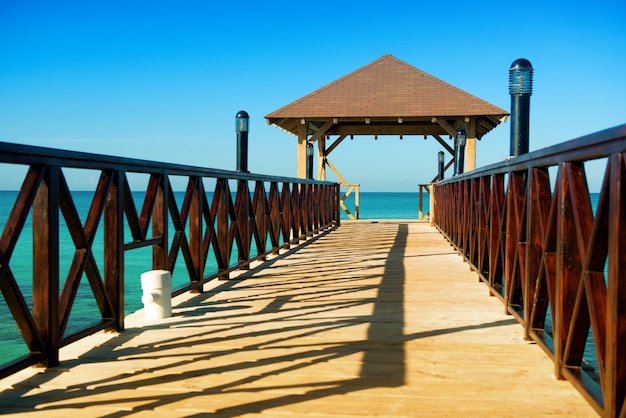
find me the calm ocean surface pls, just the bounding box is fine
[0,190,600,375]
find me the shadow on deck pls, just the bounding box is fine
[0,221,596,417]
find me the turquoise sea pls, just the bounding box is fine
[0,190,600,377]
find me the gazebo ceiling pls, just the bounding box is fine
[265,54,509,139]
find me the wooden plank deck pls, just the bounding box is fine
[0,221,597,417]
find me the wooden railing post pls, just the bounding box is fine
[605,152,626,418]
[253,180,268,261]
[291,182,301,242]
[489,174,505,292]
[335,184,341,225]
[32,165,60,367]
[280,182,292,248]
[268,182,281,254]
[524,167,551,339]
[475,176,490,277]
[104,170,125,331]
[235,179,251,269]
[151,174,168,271]
[188,176,204,293]
[504,172,525,311]
[215,178,230,278]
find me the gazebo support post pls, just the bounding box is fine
[297,121,308,178]
[465,118,477,171]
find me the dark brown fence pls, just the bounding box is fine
[0,142,339,378]
[433,124,626,418]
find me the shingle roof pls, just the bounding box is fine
[266,54,508,119]
[265,54,508,139]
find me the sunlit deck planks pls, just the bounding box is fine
[0,221,597,417]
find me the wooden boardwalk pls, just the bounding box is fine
[0,221,597,417]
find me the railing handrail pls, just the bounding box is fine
[0,141,336,186]
[437,123,626,182]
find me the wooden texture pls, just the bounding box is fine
[0,221,596,417]
[433,124,626,417]
[265,55,508,138]
[0,140,339,379]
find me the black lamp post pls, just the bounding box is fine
[454,129,467,175]
[236,110,249,173]
[438,151,445,181]
[306,142,314,180]
[509,59,533,157]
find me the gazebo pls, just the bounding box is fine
[265,54,509,218]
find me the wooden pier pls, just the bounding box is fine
[0,221,596,417]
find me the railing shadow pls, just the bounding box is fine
[0,222,516,416]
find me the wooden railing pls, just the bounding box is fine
[433,124,626,418]
[339,183,360,220]
[0,142,339,379]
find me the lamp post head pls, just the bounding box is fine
[509,58,533,96]
[456,129,467,146]
[236,110,249,133]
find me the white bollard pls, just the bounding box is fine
[140,270,172,320]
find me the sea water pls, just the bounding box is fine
[0,190,601,377]
[340,192,426,220]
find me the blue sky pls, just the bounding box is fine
[1,0,624,191]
